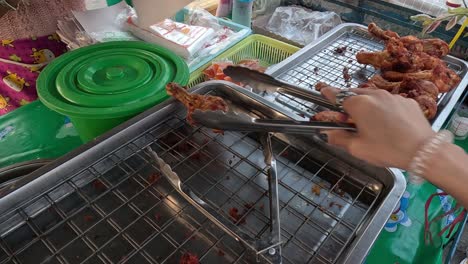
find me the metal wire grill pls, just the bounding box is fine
[273,30,465,120]
[0,110,381,264]
[273,31,382,118]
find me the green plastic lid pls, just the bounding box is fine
[38,41,189,119]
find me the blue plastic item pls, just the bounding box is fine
[175,8,252,72]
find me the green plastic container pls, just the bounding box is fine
[38,41,189,142]
[188,34,300,87]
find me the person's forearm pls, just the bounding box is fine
[424,143,468,208]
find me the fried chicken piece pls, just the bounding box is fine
[414,95,437,119]
[315,82,332,91]
[362,75,401,92]
[368,22,400,40]
[401,79,439,100]
[383,64,461,93]
[367,23,449,57]
[311,111,350,123]
[166,83,229,124]
[356,38,443,72]
[363,75,439,100]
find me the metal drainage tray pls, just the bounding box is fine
[0,81,405,264]
[267,23,468,131]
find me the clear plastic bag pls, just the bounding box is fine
[253,6,342,46]
[183,8,250,68]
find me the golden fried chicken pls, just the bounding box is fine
[400,79,439,100]
[316,81,438,120]
[361,75,400,92]
[315,82,332,91]
[363,75,439,100]
[311,111,350,123]
[356,38,444,72]
[382,64,461,93]
[368,23,449,57]
[413,95,437,119]
[166,83,229,125]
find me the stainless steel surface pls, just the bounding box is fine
[259,133,282,260]
[224,66,343,112]
[0,81,406,264]
[266,23,468,131]
[192,110,356,134]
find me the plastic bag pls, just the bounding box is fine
[57,3,137,50]
[183,8,250,68]
[253,0,282,17]
[253,6,342,46]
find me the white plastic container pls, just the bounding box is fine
[449,104,468,140]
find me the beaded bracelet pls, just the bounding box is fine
[408,130,454,184]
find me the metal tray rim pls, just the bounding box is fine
[267,22,468,132]
[0,80,407,264]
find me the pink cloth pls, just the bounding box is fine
[0,0,85,115]
[0,35,67,115]
[0,0,85,40]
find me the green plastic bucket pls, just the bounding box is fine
[37,41,189,142]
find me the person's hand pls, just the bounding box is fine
[320,87,435,170]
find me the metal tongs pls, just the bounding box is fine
[192,66,356,133]
[223,66,343,112]
[192,110,356,133]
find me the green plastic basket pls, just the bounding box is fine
[187,35,300,88]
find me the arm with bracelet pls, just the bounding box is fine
[319,87,468,208]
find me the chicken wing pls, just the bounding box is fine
[166,83,229,125]
[382,64,461,93]
[414,95,437,119]
[363,75,439,99]
[356,38,443,72]
[367,23,449,57]
[311,111,350,123]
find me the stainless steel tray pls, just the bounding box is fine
[0,81,405,264]
[266,23,468,131]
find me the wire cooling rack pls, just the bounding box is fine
[0,109,381,264]
[269,27,467,122]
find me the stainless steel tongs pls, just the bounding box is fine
[192,110,356,133]
[223,66,344,112]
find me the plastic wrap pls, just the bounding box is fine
[57,3,137,50]
[253,0,282,17]
[175,8,250,68]
[253,6,342,46]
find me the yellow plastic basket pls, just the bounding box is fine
[187,34,300,88]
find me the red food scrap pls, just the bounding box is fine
[175,142,193,153]
[259,204,265,210]
[329,202,344,210]
[180,252,199,264]
[154,213,162,222]
[228,207,246,224]
[334,46,347,55]
[190,151,202,160]
[92,179,106,190]
[147,174,161,186]
[243,203,254,210]
[83,215,94,222]
[311,185,322,196]
[343,67,352,82]
[217,249,225,257]
[280,150,289,158]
